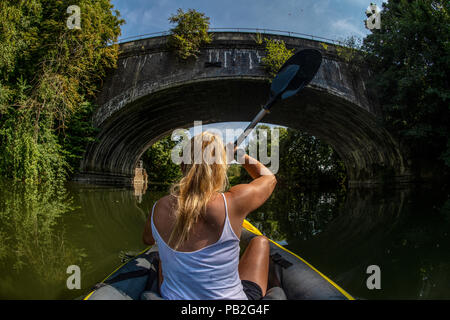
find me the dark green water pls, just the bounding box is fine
[0,180,449,299]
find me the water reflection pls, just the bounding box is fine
[248,185,450,300]
[246,186,346,242]
[0,181,79,299]
[0,180,163,299]
[60,183,165,298]
[0,180,449,299]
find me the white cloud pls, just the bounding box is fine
[312,0,331,15]
[344,0,388,9]
[331,18,367,38]
[113,0,374,43]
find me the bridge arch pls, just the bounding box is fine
[76,32,410,186]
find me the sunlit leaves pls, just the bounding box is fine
[261,39,294,79]
[167,8,212,60]
[0,0,124,183]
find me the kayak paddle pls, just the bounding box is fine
[233,49,323,148]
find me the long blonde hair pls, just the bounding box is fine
[168,131,229,250]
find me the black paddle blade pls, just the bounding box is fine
[234,49,322,147]
[270,64,300,99]
[269,49,322,103]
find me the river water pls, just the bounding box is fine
[0,180,449,299]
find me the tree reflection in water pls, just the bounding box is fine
[246,184,450,299]
[0,180,448,299]
[0,180,82,299]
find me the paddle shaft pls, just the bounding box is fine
[233,95,278,147]
[232,49,322,149]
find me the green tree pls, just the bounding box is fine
[59,101,99,175]
[167,8,212,60]
[0,0,124,183]
[276,128,346,189]
[141,135,182,184]
[362,0,450,174]
[234,125,346,189]
[261,38,294,78]
[335,36,365,75]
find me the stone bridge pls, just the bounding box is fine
[75,32,411,186]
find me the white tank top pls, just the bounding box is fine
[151,193,247,300]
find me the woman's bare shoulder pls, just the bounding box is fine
[152,195,177,230]
[152,195,174,217]
[156,194,177,210]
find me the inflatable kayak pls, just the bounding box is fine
[84,220,353,300]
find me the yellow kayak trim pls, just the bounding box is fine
[242,219,355,300]
[84,246,151,300]
[85,220,353,300]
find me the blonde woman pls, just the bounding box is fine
[142,131,277,300]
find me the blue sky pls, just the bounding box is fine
[111,0,386,42]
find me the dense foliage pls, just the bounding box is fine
[141,126,346,190]
[334,36,365,75]
[0,0,123,183]
[141,136,182,184]
[167,8,212,60]
[276,127,347,189]
[261,38,294,79]
[235,126,346,189]
[59,101,99,173]
[362,0,450,175]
